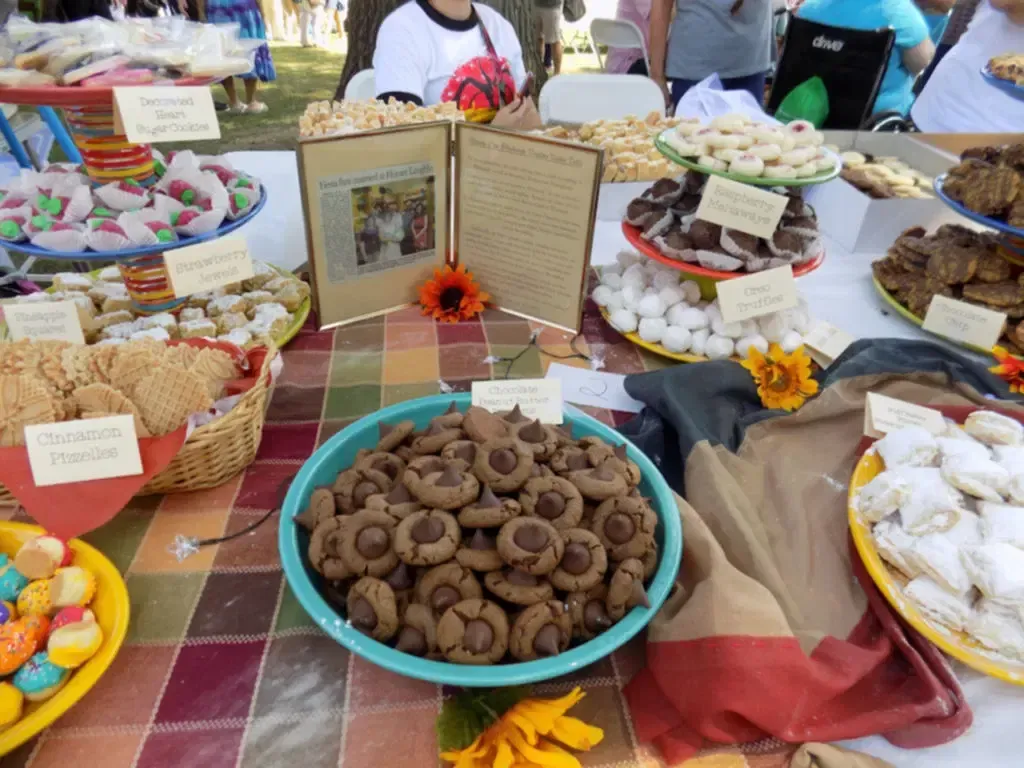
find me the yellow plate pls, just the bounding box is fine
[0,521,130,755]
[848,452,1024,685]
[599,307,707,363]
[1,262,310,349]
[871,275,1009,360]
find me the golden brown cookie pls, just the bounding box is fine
[436,598,510,665]
[393,509,461,566]
[461,406,509,442]
[473,437,534,492]
[308,516,351,581]
[347,577,399,642]
[412,465,480,510]
[458,485,522,528]
[519,476,584,530]
[415,562,483,617]
[375,419,415,453]
[431,401,464,430]
[484,568,555,605]
[496,517,564,575]
[509,600,572,661]
[355,452,406,485]
[571,460,630,501]
[511,419,560,461]
[395,603,438,657]
[567,585,613,641]
[364,482,422,520]
[963,281,1024,308]
[294,486,336,532]
[441,440,478,471]
[333,467,392,514]
[455,529,504,571]
[339,509,399,578]
[410,423,464,455]
[550,446,593,475]
[584,443,641,487]
[607,558,649,621]
[591,496,657,561]
[975,251,1013,283]
[550,528,608,592]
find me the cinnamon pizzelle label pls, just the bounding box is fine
[24,414,143,486]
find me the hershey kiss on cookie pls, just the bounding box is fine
[561,542,591,574]
[519,419,547,443]
[435,466,464,487]
[464,619,495,654]
[395,625,427,655]
[514,523,549,552]
[349,597,378,633]
[489,447,518,474]
[534,624,562,656]
[356,525,390,558]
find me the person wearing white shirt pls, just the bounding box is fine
[912,0,1024,132]
[372,0,541,129]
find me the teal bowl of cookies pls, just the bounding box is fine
[278,393,682,687]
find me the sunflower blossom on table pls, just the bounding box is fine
[740,343,819,412]
[419,264,489,323]
[990,346,1024,394]
[439,687,603,768]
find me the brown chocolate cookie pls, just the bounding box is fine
[592,496,657,561]
[473,437,535,492]
[584,443,641,487]
[415,562,483,617]
[570,460,630,501]
[410,423,464,455]
[458,485,523,528]
[550,446,591,474]
[461,406,509,442]
[333,467,392,514]
[441,440,478,471]
[567,585,613,641]
[394,509,461,565]
[500,404,532,425]
[356,452,407,484]
[519,476,584,529]
[607,558,650,621]
[430,401,464,430]
[484,568,554,605]
[455,528,504,571]
[376,420,415,453]
[496,517,564,575]
[294,486,336,532]
[550,528,607,592]
[976,251,1013,283]
[365,481,422,520]
[412,465,480,510]
[511,419,560,461]
[509,600,572,661]
[308,516,351,581]
[436,599,510,665]
[347,577,399,642]
[395,603,439,657]
[339,509,399,577]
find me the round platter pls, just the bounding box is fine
[599,306,708,363]
[980,65,1024,101]
[2,190,268,262]
[654,132,843,187]
[871,275,1013,359]
[0,77,218,108]
[934,174,1024,240]
[849,450,1024,685]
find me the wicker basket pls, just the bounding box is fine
[0,345,278,503]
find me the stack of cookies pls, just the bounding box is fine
[299,99,464,138]
[296,404,660,665]
[942,144,1024,228]
[838,151,934,199]
[872,224,1024,351]
[0,338,239,445]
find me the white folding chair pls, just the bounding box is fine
[589,18,649,74]
[539,74,665,124]
[344,69,376,101]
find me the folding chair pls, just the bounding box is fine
[767,17,895,129]
[539,73,664,124]
[344,69,376,101]
[589,18,649,74]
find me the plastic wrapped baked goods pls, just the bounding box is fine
[299,98,464,138]
[296,403,659,665]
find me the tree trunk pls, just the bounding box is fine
[334,0,545,102]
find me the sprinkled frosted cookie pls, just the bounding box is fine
[13,651,69,701]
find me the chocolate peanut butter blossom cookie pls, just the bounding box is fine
[296,401,660,664]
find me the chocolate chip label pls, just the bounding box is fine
[464,618,494,653]
[513,524,549,553]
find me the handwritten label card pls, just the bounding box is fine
[803,321,855,367]
[544,363,644,413]
[923,295,1006,351]
[472,379,563,424]
[4,301,85,344]
[25,415,143,487]
[113,86,221,144]
[164,235,255,298]
[694,175,788,239]
[864,393,946,439]
[716,266,798,324]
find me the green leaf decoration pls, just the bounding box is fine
[436,686,529,753]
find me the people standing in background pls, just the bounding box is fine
[411,202,429,251]
[605,0,652,74]
[796,0,934,116]
[534,0,563,74]
[206,0,277,113]
[912,0,1024,131]
[300,0,326,46]
[649,0,774,107]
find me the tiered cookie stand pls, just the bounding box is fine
[0,81,265,315]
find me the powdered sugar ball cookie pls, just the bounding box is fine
[637,294,665,319]
[661,325,692,353]
[591,285,614,306]
[658,285,686,308]
[605,291,625,312]
[705,334,735,359]
[690,328,710,356]
[736,334,768,357]
[638,317,667,343]
[651,270,680,291]
[609,309,638,333]
[680,280,701,304]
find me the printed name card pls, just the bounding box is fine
[3,301,85,344]
[694,175,788,239]
[716,266,798,324]
[802,321,855,367]
[922,295,1006,351]
[113,86,221,144]
[25,414,143,487]
[164,235,255,298]
[864,393,946,439]
[471,379,563,424]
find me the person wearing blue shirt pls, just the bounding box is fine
[796,0,936,116]
[917,0,955,41]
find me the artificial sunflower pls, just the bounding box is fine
[990,346,1024,394]
[420,264,489,323]
[741,343,819,412]
[438,687,604,768]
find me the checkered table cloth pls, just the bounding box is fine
[2,299,795,768]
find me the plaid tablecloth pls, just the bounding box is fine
[2,300,797,768]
